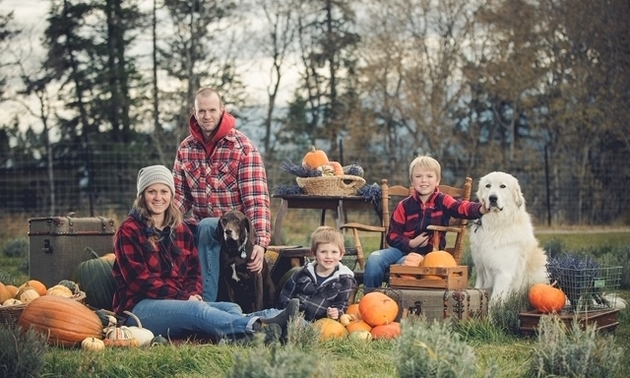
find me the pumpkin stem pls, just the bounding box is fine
[85,246,100,260]
[123,310,144,329]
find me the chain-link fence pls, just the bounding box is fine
[1,138,628,227]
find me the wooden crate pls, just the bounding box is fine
[518,308,620,335]
[388,265,468,290]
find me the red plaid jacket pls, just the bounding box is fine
[173,112,271,247]
[386,188,483,255]
[111,210,202,315]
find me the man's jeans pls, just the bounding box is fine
[196,217,221,302]
[129,298,281,339]
[363,247,406,291]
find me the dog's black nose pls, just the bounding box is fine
[489,194,498,204]
[225,229,232,236]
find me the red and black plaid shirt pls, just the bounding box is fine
[386,188,483,255]
[111,210,202,316]
[173,113,271,247]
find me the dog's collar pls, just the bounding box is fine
[238,229,248,259]
[471,218,482,233]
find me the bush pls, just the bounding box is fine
[0,325,47,378]
[227,336,332,378]
[395,316,484,378]
[528,314,623,377]
[2,237,28,258]
[488,288,530,336]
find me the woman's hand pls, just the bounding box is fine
[327,307,339,320]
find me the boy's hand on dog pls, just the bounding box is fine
[247,245,265,273]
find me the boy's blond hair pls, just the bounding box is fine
[310,226,345,255]
[408,155,441,182]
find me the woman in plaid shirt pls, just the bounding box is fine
[173,87,271,302]
[362,156,488,292]
[112,165,298,343]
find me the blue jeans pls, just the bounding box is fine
[129,299,282,339]
[196,217,221,302]
[363,247,406,290]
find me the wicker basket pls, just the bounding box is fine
[296,175,366,196]
[0,291,87,326]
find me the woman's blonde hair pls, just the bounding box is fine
[408,155,441,182]
[310,226,345,255]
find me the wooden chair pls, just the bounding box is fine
[339,177,473,284]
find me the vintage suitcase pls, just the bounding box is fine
[379,287,489,322]
[28,216,116,287]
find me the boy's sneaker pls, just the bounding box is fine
[256,323,282,344]
[261,298,300,343]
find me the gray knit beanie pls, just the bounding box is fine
[137,165,175,197]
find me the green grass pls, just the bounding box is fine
[2,212,630,377]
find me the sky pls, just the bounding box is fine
[0,0,298,136]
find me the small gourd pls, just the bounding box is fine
[123,311,155,347]
[328,161,344,176]
[302,146,329,169]
[57,280,80,294]
[46,284,74,298]
[104,325,134,340]
[81,337,105,351]
[104,325,139,347]
[0,283,12,303]
[18,288,40,303]
[348,330,373,341]
[150,334,169,346]
[403,253,424,267]
[3,298,22,306]
[95,309,118,327]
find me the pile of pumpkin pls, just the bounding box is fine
[398,250,458,280]
[314,291,401,341]
[0,279,81,306]
[301,146,364,177]
[8,290,166,351]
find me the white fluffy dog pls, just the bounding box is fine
[469,171,548,305]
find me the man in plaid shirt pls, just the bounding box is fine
[173,87,271,302]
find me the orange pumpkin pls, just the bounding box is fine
[346,303,361,319]
[18,295,103,347]
[528,283,566,313]
[421,250,457,280]
[18,280,47,297]
[328,161,344,176]
[302,146,329,169]
[0,283,12,302]
[403,253,424,267]
[359,292,398,327]
[313,318,347,341]
[370,322,401,339]
[345,319,373,333]
[5,284,19,298]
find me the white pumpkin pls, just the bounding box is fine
[123,310,155,347]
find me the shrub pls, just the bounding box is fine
[528,314,623,377]
[0,325,47,378]
[227,336,332,378]
[488,288,530,336]
[2,237,28,258]
[395,316,484,378]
